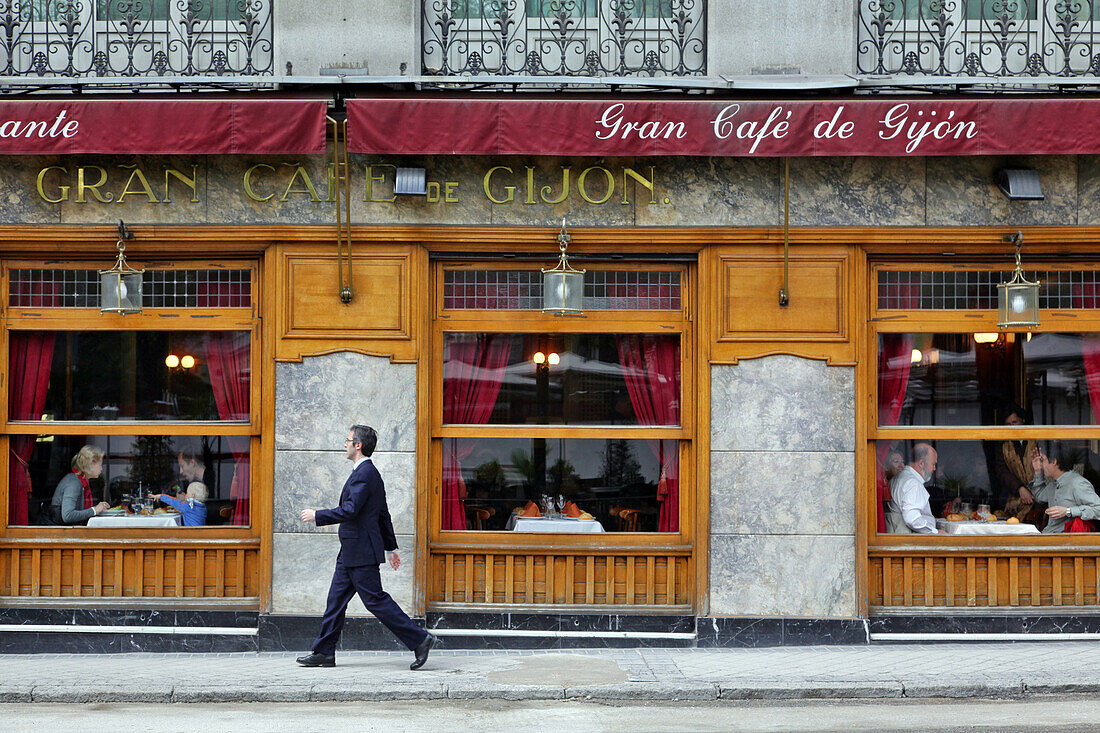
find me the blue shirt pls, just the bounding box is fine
[161,495,207,527]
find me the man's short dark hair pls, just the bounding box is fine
[1005,404,1031,424]
[350,425,377,457]
[1046,441,1075,471]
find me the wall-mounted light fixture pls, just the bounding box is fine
[997,231,1040,329]
[542,219,585,316]
[394,167,427,196]
[995,168,1044,201]
[100,220,143,314]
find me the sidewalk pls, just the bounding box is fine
[2,642,1099,703]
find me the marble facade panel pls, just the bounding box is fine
[708,534,856,617]
[270,532,416,616]
[709,450,855,535]
[926,155,1077,226]
[272,449,415,535]
[711,359,855,453]
[1077,156,1100,225]
[275,353,416,452]
[790,157,925,226]
[0,156,63,224]
[634,156,779,227]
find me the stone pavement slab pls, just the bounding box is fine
[1,643,1099,702]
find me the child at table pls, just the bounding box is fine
[153,482,208,527]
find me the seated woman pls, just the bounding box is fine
[49,445,111,525]
[153,481,207,526]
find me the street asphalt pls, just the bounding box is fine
[2,641,1100,703]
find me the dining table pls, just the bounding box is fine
[506,515,606,533]
[936,519,1040,535]
[87,511,182,528]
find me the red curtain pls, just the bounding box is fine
[442,335,510,530]
[204,332,251,525]
[8,333,56,525]
[876,333,914,533]
[616,335,681,532]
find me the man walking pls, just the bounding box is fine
[296,424,435,669]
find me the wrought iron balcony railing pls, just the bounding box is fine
[421,0,706,76]
[859,0,1100,76]
[0,0,272,77]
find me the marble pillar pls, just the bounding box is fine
[271,353,417,616]
[709,357,857,617]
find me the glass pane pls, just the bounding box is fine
[878,332,1099,426]
[443,437,678,532]
[9,331,250,422]
[8,434,250,527]
[876,438,1100,535]
[443,333,680,426]
[877,270,1100,311]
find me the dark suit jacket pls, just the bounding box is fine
[315,459,398,567]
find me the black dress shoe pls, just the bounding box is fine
[296,652,335,667]
[409,633,436,670]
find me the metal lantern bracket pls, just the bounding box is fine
[542,219,586,317]
[100,220,145,314]
[997,230,1041,329]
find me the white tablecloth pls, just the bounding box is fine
[87,513,182,527]
[509,517,605,533]
[936,519,1040,535]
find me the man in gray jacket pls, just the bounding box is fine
[1025,443,1100,533]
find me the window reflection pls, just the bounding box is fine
[443,438,678,532]
[9,434,249,527]
[443,333,680,426]
[878,332,1100,426]
[876,439,1100,535]
[9,331,249,422]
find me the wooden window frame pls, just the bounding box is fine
[429,260,696,551]
[868,260,1100,549]
[0,258,261,541]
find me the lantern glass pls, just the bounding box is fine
[100,270,143,314]
[997,281,1039,328]
[542,269,584,315]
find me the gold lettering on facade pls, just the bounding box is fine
[116,165,159,203]
[326,163,338,203]
[623,166,657,205]
[524,167,537,205]
[365,164,396,203]
[36,166,69,203]
[426,181,440,202]
[444,181,459,203]
[75,166,113,203]
[164,166,199,203]
[577,166,614,205]
[540,167,570,204]
[280,164,321,202]
[243,163,275,202]
[483,166,515,204]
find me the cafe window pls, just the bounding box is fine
[873,265,1100,539]
[435,265,690,536]
[3,263,257,532]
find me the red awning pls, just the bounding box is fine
[0,99,327,155]
[347,97,1100,157]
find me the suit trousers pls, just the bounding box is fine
[312,554,427,655]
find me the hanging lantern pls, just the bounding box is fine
[542,219,585,316]
[997,231,1040,329]
[100,221,144,314]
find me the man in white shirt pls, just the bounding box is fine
[886,442,939,534]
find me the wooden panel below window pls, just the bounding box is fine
[428,550,692,609]
[870,552,1100,607]
[0,543,260,602]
